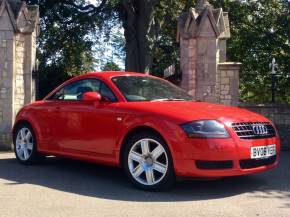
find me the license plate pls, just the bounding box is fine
[251,145,276,159]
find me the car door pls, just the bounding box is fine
[52,78,122,156]
[30,99,64,152]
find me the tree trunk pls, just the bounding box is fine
[122,0,159,73]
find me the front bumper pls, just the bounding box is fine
[172,135,281,177]
[175,155,279,177]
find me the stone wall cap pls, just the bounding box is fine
[218,62,242,70]
[218,62,242,65]
[238,103,290,108]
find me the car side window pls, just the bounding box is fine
[100,82,117,102]
[48,79,101,101]
[48,79,118,102]
[49,88,64,100]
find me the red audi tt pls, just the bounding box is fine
[13,72,280,190]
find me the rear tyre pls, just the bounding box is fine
[122,131,175,191]
[13,123,44,164]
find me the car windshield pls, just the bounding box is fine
[112,76,193,102]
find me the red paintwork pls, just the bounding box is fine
[83,92,101,102]
[13,72,280,177]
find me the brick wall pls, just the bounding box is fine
[239,104,290,150]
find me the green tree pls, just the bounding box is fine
[27,0,289,103]
[152,0,290,103]
[152,0,290,102]
[94,27,125,70]
[101,61,122,71]
[217,0,290,103]
[151,0,196,77]
[27,0,108,98]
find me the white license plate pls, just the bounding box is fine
[251,145,276,159]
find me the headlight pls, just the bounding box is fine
[181,120,229,138]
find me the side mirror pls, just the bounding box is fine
[82,92,101,105]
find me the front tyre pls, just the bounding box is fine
[123,131,175,190]
[13,123,44,164]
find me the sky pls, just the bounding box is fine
[88,0,99,5]
[88,0,125,70]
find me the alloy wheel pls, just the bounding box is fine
[128,138,168,186]
[15,127,34,161]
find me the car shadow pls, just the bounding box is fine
[0,152,290,203]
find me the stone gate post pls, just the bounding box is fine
[0,0,39,150]
[177,0,241,105]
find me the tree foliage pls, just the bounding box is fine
[26,0,110,98]
[151,0,290,103]
[27,0,289,103]
[94,28,125,70]
[151,0,197,77]
[218,0,290,103]
[101,61,122,71]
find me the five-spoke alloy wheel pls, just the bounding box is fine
[123,131,175,190]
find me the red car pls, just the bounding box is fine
[13,72,280,190]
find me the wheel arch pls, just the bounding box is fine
[118,125,172,166]
[13,119,33,137]
[12,119,40,148]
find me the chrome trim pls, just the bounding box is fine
[231,122,276,139]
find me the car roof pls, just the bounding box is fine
[77,71,147,80]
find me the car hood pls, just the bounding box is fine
[116,101,269,124]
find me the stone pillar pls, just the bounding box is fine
[177,0,241,105]
[217,62,241,105]
[0,0,39,150]
[180,37,197,97]
[195,15,218,103]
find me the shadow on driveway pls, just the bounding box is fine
[0,152,289,203]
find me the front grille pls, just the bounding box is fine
[231,122,276,139]
[240,155,276,169]
[196,160,233,170]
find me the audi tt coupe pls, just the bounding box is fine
[13,72,280,190]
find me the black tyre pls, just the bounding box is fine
[13,123,44,164]
[122,131,175,190]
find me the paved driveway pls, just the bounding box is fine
[0,152,289,217]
